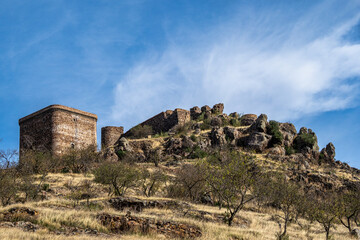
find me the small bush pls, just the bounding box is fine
[174,122,193,135]
[230,118,241,127]
[153,131,169,138]
[293,133,316,151]
[190,134,197,142]
[116,150,127,160]
[189,146,208,159]
[139,169,167,197]
[268,121,283,147]
[285,146,295,155]
[200,119,211,130]
[196,112,205,121]
[93,161,139,196]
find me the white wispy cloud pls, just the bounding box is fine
[111,2,360,129]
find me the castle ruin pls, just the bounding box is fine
[19,105,97,159]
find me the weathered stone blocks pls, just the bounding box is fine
[19,105,97,160]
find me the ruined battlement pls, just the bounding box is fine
[19,105,97,160]
[124,108,191,137]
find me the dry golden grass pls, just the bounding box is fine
[0,170,355,240]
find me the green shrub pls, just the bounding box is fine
[153,131,169,138]
[293,133,316,151]
[200,119,211,130]
[230,118,241,127]
[197,112,205,121]
[189,146,208,159]
[190,134,198,142]
[268,121,283,147]
[221,118,230,127]
[285,146,295,155]
[116,150,127,160]
[93,162,139,196]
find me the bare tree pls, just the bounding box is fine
[203,151,259,226]
[305,192,341,240]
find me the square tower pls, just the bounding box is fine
[19,105,97,159]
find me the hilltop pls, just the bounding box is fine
[1,103,360,240]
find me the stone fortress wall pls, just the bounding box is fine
[19,105,97,159]
[101,126,124,150]
[130,108,191,135]
[19,103,226,158]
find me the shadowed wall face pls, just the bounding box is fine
[19,105,97,159]
[101,126,124,150]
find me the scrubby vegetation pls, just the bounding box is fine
[268,120,284,147]
[1,137,360,239]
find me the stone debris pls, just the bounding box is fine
[97,213,202,239]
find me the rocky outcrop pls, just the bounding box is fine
[246,132,271,152]
[201,105,211,112]
[190,106,202,120]
[293,127,319,152]
[97,213,202,238]
[320,142,336,163]
[117,137,133,151]
[279,123,297,147]
[248,114,268,133]
[212,103,224,115]
[210,116,222,127]
[240,114,257,126]
[210,128,227,146]
[223,127,240,144]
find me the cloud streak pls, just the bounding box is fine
[111,2,360,129]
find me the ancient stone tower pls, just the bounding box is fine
[19,105,97,159]
[101,126,124,150]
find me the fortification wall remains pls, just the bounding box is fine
[125,108,190,136]
[101,126,124,150]
[19,105,97,158]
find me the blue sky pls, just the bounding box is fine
[1,0,360,168]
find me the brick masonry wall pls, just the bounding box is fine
[19,105,97,158]
[19,110,53,154]
[51,109,97,155]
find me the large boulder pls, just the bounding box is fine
[181,136,195,149]
[204,111,212,120]
[210,116,222,127]
[246,132,271,152]
[210,127,227,146]
[240,114,257,126]
[118,137,133,151]
[320,142,336,163]
[190,106,202,120]
[223,127,239,141]
[279,123,297,147]
[248,114,268,133]
[223,126,240,145]
[212,103,224,115]
[201,105,211,112]
[165,137,183,155]
[267,146,285,155]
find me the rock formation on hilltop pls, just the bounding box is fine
[101,103,359,195]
